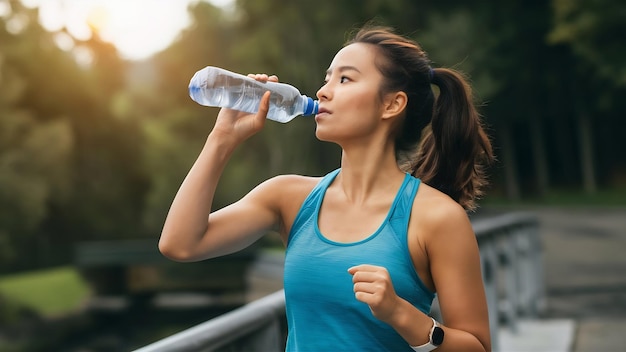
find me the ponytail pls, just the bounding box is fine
[411,68,494,211]
[349,26,494,211]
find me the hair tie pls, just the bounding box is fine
[428,67,435,81]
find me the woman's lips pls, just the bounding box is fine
[316,107,331,117]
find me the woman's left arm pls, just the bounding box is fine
[349,199,490,351]
[421,200,491,351]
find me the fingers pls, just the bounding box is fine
[348,264,391,295]
[247,73,279,83]
[348,264,386,278]
[349,264,400,322]
[348,264,380,273]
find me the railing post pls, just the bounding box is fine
[496,228,519,333]
[529,220,546,315]
[515,226,532,317]
[479,238,500,352]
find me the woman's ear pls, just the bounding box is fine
[382,91,408,120]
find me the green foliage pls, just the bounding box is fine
[549,0,626,85]
[0,0,625,274]
[0,1,148,270]
[0,3,72,266]
[140,106,209,233]
[134,3,236,232]
[0,266,90,317]
[0,114,73,241]
[418,10,500,100]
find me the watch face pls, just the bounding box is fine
[432,326,445,345]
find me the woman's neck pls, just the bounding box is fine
[336,139,405,204]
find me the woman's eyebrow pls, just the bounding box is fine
[325,66,361,76]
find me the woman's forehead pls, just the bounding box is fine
[327,43,379,73]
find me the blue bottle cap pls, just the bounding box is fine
[304,97,319,116]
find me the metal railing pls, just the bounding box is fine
[473,212,545,351]
[134,290,286,352]
[136,212,544,352]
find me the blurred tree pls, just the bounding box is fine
[0,71,73,268]
[414,8,514,198]
[549,0,626,85]
[0,0,148,271]
[421,1,590,199]
[447,1,556,199]
[0,2,73,269]
[139,2,237,234]
[548,0,626,193]
[51,29,149,242]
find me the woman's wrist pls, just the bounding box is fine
[205,129,240,157]
[387,298,434,347]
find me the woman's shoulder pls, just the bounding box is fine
[258,174,325,234]
[411,182,472,239]
[253,174,324,204]
[263,174,323,189]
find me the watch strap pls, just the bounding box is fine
[410,317,441,352]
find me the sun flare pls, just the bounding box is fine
[24,0,202,60]
[85,5,109,34]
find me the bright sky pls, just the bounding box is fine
[19,0,233,60]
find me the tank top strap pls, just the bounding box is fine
[389,174,421,234]
[298,168,339,209]
[287,169,340,246]
[317,168,340,191]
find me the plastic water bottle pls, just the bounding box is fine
[188,66,318,123]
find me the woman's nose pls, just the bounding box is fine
[316,83,330,101]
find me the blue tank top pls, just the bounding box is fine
[284,169,435,352]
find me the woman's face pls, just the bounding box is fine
[315,43,388,144]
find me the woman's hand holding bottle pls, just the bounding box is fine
[210,74,278,145]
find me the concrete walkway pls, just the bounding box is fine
[534,207,626,352]
[487,206,626,352]
[499,318,576,351]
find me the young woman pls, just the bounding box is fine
[159,25,494,352]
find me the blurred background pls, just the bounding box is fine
[0,0,625,350]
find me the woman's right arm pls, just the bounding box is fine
[159,79,281,262]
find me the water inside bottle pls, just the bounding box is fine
[189,67,308,122]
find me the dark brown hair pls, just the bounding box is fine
[347,26,494,211]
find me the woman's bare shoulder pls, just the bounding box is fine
[251,174,323,207]
[411,182,472,239]
[261,174,322,193]
[257,174,324,237]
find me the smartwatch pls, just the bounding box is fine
[410,317,445,352]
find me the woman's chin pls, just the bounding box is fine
[314,128,335,143]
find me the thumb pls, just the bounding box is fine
[257,91,271,119]
[248,91,270,131]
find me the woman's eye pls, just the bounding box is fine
[321,76,349,86]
